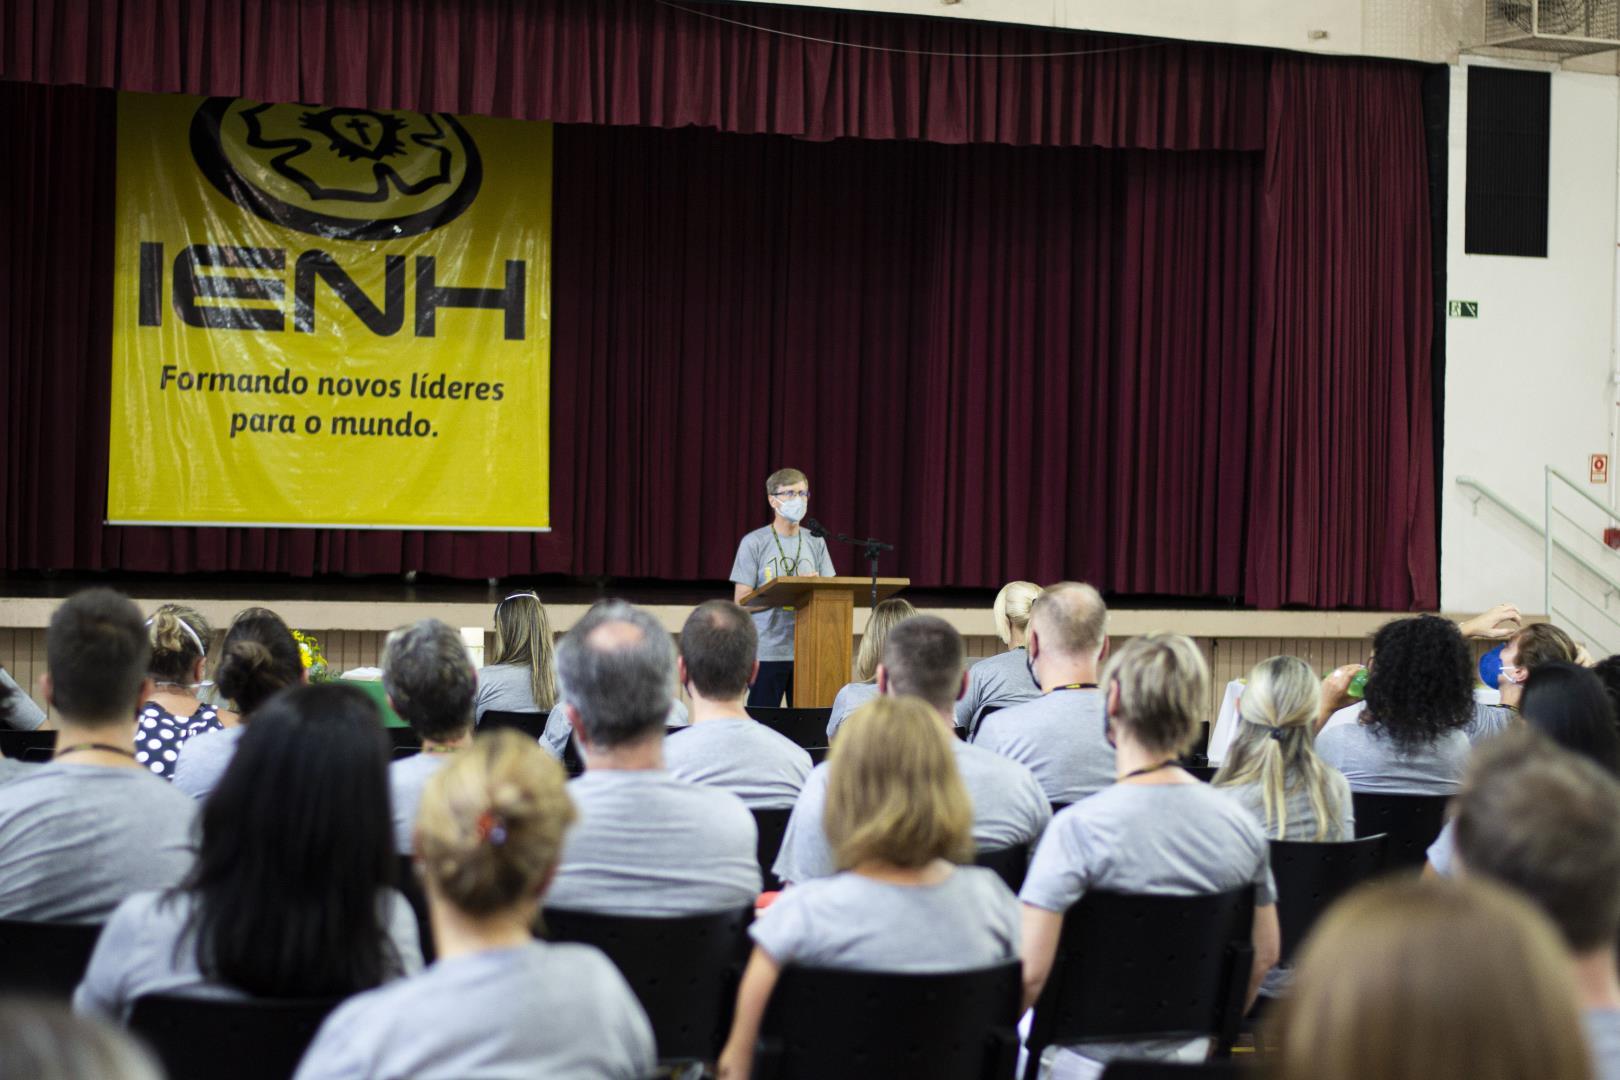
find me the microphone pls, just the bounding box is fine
[802,517,829,539]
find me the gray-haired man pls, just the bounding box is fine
[548,601,760,916]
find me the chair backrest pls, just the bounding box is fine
[0,918,102,998]
[1100,1062,1248,1079]
[1350,793,1449,873]
[561,732,585,777]
[0,728,55,761]
[752,807,793,892]
[1024,887,1255,1071]
[394,854,437,964]
[480,709,550,740]
[745,707,832,756]
[1268,835,1387,963]
[754,961,1022,1080]
[968,703,1004,742]
[974,844,1031,895]
[128,993,341,1080]
[1183,765,1217,783]
[540,905,753,1063]
[386,727,422,758]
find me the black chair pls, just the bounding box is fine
[540,906,753,1065]
[480,708,550,741]
[1183,765,1217,783]
[1269,835,1387,964]
[1351,793,1449,873]
[752,807,792,892]
[394,854,436,964]
[968,703,1004,742]
[128,994,342,1080]
[974,843,1030,894]
[1049,801,1071,818]
[561,732,586,777]
[0,918,102,997]
[1023,888,1256,1080]
[745,707,832,758]
[0,728,55,761]
[1100,1062,1248,1079]
[753,961,1022,1080]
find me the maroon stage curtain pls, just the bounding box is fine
[0,5,1440,609]
[1246,57,1438,609]
[1,0,1267,151]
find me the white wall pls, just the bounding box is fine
[1440,61,1620,639]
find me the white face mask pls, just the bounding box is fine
[776,497,807,523]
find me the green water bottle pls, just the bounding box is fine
[1347,668,1369,699]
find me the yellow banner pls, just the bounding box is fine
[108,92,551,530]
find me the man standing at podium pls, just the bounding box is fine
[730,468,835,708]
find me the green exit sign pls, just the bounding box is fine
[1448,300,1479,318]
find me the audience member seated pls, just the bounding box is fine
[0,590,196,922]
[173,607,304,800]
[1019,633,1280,1078]
[826,597,916,739]
[1451,732,1620,1080]
[1267,876,1590,1080]
[538,596,690,757]
[383,619,478,855]
[1594,654,1620,727]
[955,580,1043,733]
[664,601,812,809]
[0,999,164,1080]
[974,582,1115,804]
[0,663,47,731]
[717,696,1021,1080]
[135,604,237,780]
[774,616,1049,885]
[1315,615,1474,794]
[75,684,422,1020]
[1428,661,1620,876]
[1470,621,1581,744]
[472,591,559,725]
[293,731,655,1080]
[1214,656,1354,841]
[547,600,760,915]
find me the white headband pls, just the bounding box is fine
[499,592,540,605]
[146,615,205,655]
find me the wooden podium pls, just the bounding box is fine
[739,576,910,708]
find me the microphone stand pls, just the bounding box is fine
[805,520,894,608]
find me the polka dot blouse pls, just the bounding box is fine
[135,701,225,780]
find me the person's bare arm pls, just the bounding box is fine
[1248,904,1281,1011]
[717,947,782,1080]
[1458,603,1522,641]
[1317,665,1360,733]
[1020,905,1063,1012]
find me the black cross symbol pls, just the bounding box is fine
[345,117,374,146]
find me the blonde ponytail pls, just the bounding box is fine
[1213,655,1343,841]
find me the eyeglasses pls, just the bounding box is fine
[772,490,810,500]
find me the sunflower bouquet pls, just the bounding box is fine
[290,629,338,683]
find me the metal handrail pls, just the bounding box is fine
[1455,475,1620,619]
[1548,467,1620,525]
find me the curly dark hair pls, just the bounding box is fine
[1362,615,1475,752]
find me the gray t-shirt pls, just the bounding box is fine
[539,699,689,758]
[773,740,1051,885]
[729,525,836,662]
[1216,768,1355,842]
[956,648,1041,734]
[973,688,1115,805]
[474,662,547,724]
[172,725,247,800]
[548,770,760,916]
[826,681,881,739]
[1464,702,1515,746]
[0,667,46,731]
[0,762,196,922]
[1314,722,1471,795]
[1020,782,1276,1070]
[292,942,655,1080]
[74,888,423,1021]
[389,752,453,854]
[1427,818,1458,876]
[662,718,813,809]
[752,867,1020,972]
[1588,1007,1620,1080]
[0,756,35,786]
